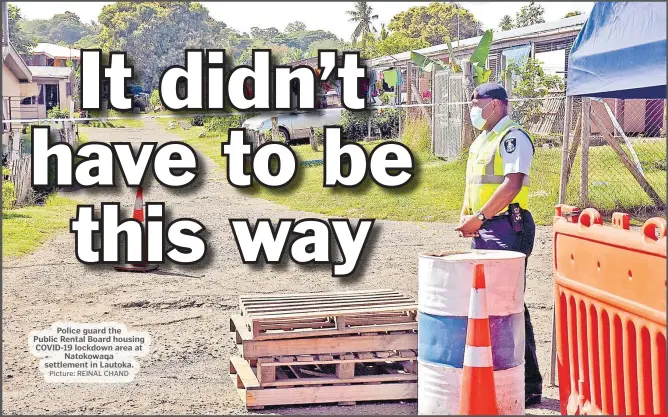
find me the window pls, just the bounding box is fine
[37,85,45,105]
[66,82,72,97]
[2,98,10,133]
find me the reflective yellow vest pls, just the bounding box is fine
[464,118,534,215]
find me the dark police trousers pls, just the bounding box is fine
[471,210,542,397]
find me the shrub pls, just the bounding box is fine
[340,109,400,141]
[203,113,258,133]
[190,115,204,126]
[401,116,431,154]
[379,92,393,105]
[374,108,399,138]
[340,110,371,141]
[313,127,324,145]
[47,106,70,119]
[2,167,16,209]
[204,115,241,132]
[150,89,161,110]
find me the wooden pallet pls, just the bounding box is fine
[237,289,417,340]
[230,355,417,409]
[229,289,419,409]
[230,314,417,359]
[253,350,418,386]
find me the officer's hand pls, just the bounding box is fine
[455,215,482,237]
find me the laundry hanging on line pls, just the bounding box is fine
[383,69,399,86]
[369,70,378,99]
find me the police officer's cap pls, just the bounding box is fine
[472,83,508,101]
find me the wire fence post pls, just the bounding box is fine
[580,97,590,207]
[430,68,436,154]
[366,116,371,140]
[559,96,573,204]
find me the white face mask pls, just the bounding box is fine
[469,101,494,130]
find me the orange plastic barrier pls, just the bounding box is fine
[553,205,666,415]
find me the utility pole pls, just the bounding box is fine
[2,1,9,47]
[457,3,460,47]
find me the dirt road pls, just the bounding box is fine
[2,120,560,414]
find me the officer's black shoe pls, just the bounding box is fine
[525,393,542,407]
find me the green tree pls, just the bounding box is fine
[250,26,281,41]
[379,23,388,40]
[281,29,340,51]
[7,5,36,54]
[514,2,545,28]
[306,38,349,58]
[362,32,428,59]
[347,1,379,46]
[22,11,97,45]
[499,15,514,31]
[97,2,226,89]
[506,58,564,117]
[285,21,307,33]
[388,2,480,45]
[564,11,584,18]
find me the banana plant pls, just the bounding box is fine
[410,29,493,86]
[468,30,493,85]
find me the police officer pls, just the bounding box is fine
[454,83,542,407]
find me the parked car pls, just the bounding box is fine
[126,85,150,113]
[241,92,391,145]
[241,107,344,145]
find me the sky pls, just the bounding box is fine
[13,2,595,40]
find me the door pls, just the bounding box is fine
[44,84,59,111]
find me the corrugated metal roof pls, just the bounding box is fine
[370,14,589,66]
[32,43,81,59]
[28,66,73,79]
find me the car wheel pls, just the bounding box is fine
[278,127,291,145]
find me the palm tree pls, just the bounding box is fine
[347,1,379,47]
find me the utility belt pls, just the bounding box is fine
[468,203,527,233]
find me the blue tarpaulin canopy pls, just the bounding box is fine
[566,2,666,99]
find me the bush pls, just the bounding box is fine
[150,89,161,110]
[190,115,204,126]
[340,109,400,141]
[374,108,399,138]
[47,106,69,119]
[2,167,16,209]
[204,115,241,132]
[203,113,257,133]
[313,127,324,145]
[340,110,370,141]
[401,116,431,154]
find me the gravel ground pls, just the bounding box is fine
[2,120,560,415]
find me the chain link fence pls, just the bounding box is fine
[566,97,667,215]
[420,79,666,219]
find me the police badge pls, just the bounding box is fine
[504,137,516,153]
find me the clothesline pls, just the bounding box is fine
[5,97,563,124]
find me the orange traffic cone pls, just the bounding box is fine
[114,187,158,273]
[459,263,498,415]
[132,187,145,223]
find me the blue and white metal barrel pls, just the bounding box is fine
[417,250,526,415]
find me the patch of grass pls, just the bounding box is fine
[87,118,145,128]
[2,194,78,258]
[168,123,666,226]
[175,125,469,223]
